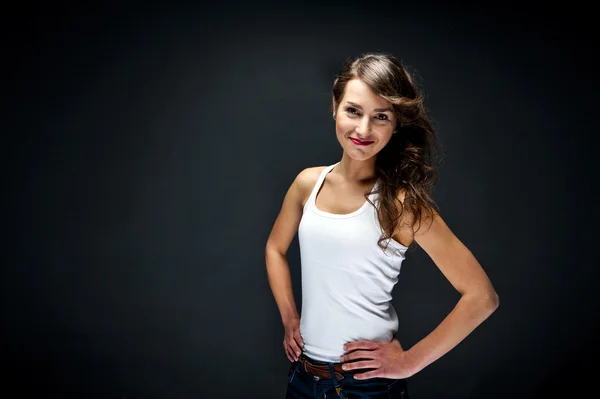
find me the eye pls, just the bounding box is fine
[376,114,389,121]
[345,107,359,116]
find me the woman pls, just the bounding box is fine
[265,52,499,399]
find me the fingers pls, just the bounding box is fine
[294,330,305,349]
[341,359,380,372]
[284,339,296,362]
[294,331,305,355]
[283,323,304,362]
[285,345,295,362]
[289,339,302,361]
[287,329,303,361]
[344,340,379,352]
[341,349,376,362]
[284,333,304,362]
[353,370,380,380]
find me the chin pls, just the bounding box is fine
[348,150,376,161]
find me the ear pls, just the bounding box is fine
[331,96,338,114]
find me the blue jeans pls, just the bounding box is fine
[285,355,409,399]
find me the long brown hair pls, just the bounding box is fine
[332,52,443,251]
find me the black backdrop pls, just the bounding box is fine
[4,2,598,398]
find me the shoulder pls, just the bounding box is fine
[294,166,327,188]
[293,165,328,206]
[394,187,437,232]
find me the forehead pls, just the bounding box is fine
[341,78,391,110]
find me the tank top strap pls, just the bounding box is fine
[304,162,339,212]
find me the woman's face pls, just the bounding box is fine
[334,78,396,161]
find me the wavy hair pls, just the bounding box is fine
[332,52,443,251]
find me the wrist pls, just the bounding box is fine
[402,348,425,376]
[282,314,300,325]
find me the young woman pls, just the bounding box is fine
[265,52,499,399]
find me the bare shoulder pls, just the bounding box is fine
[394,188,436,231]
[392,188,440,247]
[394,187,451,250]
[265,165,327,254]
[294,165,328,207]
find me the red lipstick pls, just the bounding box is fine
[350,137,374,146]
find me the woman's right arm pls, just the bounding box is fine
[265,168,312,361]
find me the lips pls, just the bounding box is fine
[350,137,374,146]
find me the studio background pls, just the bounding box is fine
[4,2,598,398]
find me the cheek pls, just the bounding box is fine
[374,131,394,147]
[336,119,354,135]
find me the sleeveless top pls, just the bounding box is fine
[298,162,409,362]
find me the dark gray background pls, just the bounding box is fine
[4,2,598,398]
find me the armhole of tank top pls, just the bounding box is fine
[302,165,334,213]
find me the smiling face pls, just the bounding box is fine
[334,78,396,161]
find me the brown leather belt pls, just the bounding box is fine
[298,354,345,380]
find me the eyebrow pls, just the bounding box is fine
[345,101,393,113]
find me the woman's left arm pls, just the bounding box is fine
[403,210,500,374]
[342,210,499,379]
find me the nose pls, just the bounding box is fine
[355,117,371,137]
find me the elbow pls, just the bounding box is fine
[487,290,500,313]
[265,240,276,257]
[265,243,286,262]
[480,289,499,316]
[463,287,499,318]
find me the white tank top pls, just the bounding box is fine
[298,162,409,362]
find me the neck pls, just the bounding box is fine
[336,153,377,184]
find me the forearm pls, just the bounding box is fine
[265,248,300,324]
[405,291,499,374]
